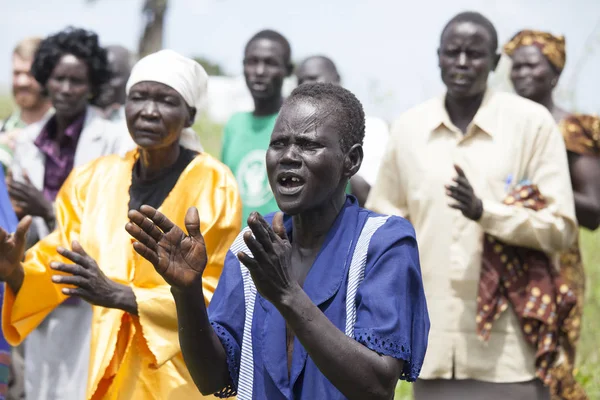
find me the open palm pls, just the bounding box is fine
[126,206,208,289]
[0,216,31,281]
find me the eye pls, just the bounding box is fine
[269,139,286,148]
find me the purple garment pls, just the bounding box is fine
[34,111,86,202]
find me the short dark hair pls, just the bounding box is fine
[31,27,110,100]
[287,83,365,153]
[441,12,498,53]
[245,29,292,64]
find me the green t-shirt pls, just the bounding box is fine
[221,112,279,225]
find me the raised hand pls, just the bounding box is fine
[7,171,54,222]
[125,205,208,290]
[0,216,32,292]
[237,212,297,305]
[445,164,483,221]
[50,241,138,314]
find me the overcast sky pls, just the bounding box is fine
[1,0,599,120]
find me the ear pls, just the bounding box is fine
[344,143,363,178]
[186,106,197,128]
[491,52,501,72]
[437,48,442,68]
[286,61,294,77]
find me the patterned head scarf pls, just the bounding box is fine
[504,30,566,73]
[560,114,600,157]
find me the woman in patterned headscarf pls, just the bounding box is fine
[506,30,600,400]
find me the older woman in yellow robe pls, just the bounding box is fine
[0,50,241,400]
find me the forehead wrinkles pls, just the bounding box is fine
[281,99,336,135]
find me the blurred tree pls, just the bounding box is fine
[87,0,169,57]
[193,56,225,76]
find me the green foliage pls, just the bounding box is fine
[193,56,226,77]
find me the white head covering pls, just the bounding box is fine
[125,49,208,152]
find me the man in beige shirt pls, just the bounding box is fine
[366,11,577,400]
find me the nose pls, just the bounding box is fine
[255,61,266,76]
[457,52,468,67]
[280,144,302,166]
[59,79,73,95]
[140,100,160,119]
[14,72,30,87]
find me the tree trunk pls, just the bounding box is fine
[138,0,169,57]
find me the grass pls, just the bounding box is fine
[1,97,598,398]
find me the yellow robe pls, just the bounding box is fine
[2,150,242,399]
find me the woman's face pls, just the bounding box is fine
[46,54,91,119]
[510,45,559,102]
[266,98,353,215]
[125,81,194,150]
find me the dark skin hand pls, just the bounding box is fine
[0,216,32,293]
[50,241,138,315]
[7,171,54,223]
[445,164,483,220]
[125,206,229,395]
[568,152,600,230]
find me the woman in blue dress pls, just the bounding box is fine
[127,83,430,399]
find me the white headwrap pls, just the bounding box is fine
[125,49,208,152]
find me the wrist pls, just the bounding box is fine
[6,264,24,294]
[275,284,304,313]
[115,284,138,315]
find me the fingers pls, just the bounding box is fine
[272,212,289,242]
[7,181,30,200]
[243,230,270,264]
[57,244,94,269]
[50,262,90,277]
[454,164,466,178]
[140,205,175,233]
[51,274,90,289]
[128,210,163,243]
[237,251,258,270]
[247,213,274,253]
[22,170,32,185]
[131,242,160,266]
[61,287,89,299]
[125,222,158,251]
[445,185,472,204]
[184,207,202,239]
[15,216,32,241]
[0,227,7,243]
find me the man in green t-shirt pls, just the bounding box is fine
[221,30,293,225]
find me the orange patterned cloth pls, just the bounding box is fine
[477,183,577,385]
[504,30,566,73]
[560,114,600,157]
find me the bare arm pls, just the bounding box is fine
[568,152,600,230]
[279,287,401,399]
[171,285,230,395]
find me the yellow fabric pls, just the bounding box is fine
[366,90,577,383]
[504,30,566,72]
[2,150,242,399]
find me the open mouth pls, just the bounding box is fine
[250,82,268,92]
[277,172,305,195]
